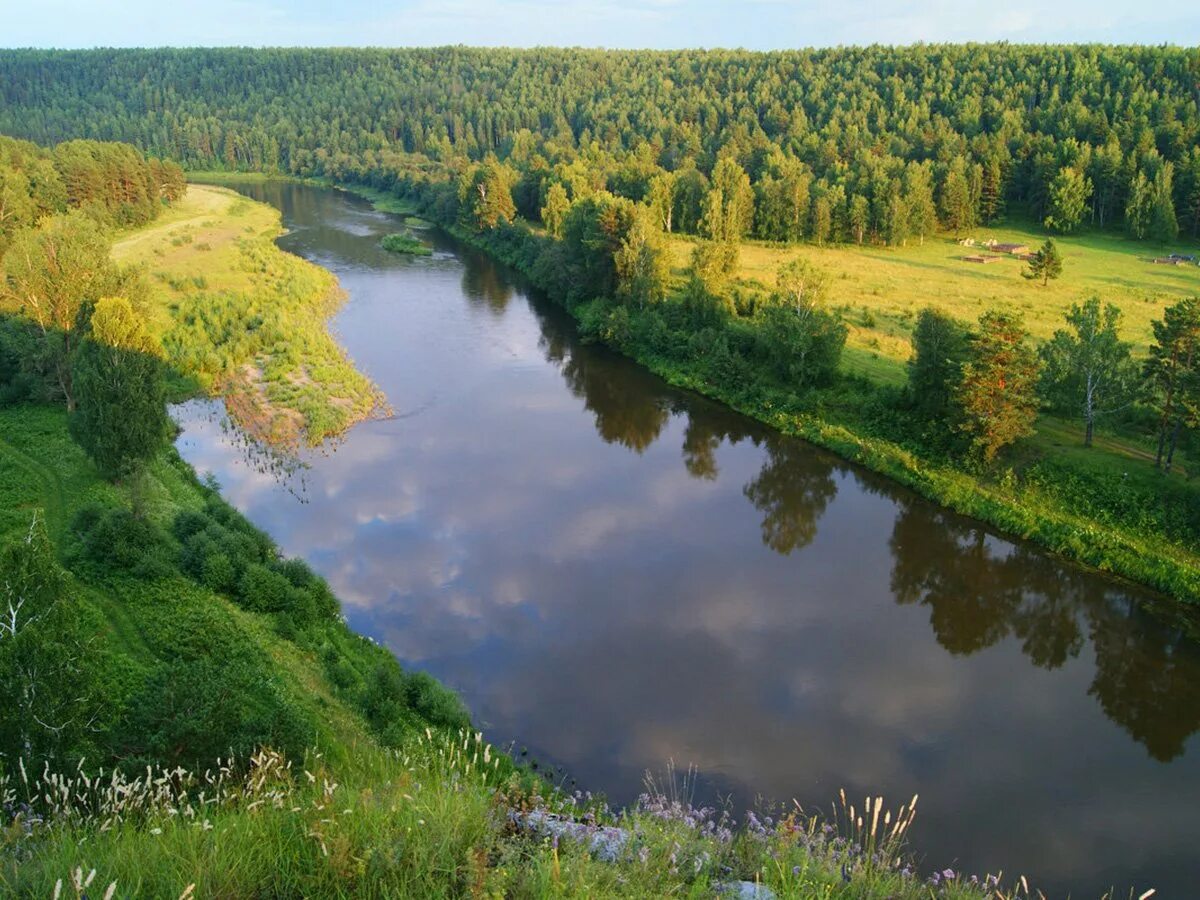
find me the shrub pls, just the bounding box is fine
[406,671,470,730]
[238,563,295,613]
[69,504,173,578]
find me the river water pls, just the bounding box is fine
[173,181,1200,896]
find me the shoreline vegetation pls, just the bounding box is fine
[282,174,1199,607]
[113,182,388,448]
[380,231,433,256]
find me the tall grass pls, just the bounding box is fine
[4,731,1058,899]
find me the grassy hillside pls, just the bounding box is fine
[0,402,1017,898]
[112,184,385,447]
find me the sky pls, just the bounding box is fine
[2,0,1198,49]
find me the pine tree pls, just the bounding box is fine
[939,160,976,236]
[906,307,973,432]
[1024,238,1063,286]
[1144,298,1200,471]
[1148,163,1180,244]
[955,311,1041,462]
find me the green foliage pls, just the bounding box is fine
[612,207,671,305]
[1024,238,1063,286]
[1043,166,1092,233]
[68,503,175,578]
[1038,298,1137,446]
[540,181,570,238]
[956,311,1042,463]
[0,212,144,409]
[0,513,105,764]
[1148,163,1180,244]
[906,307,973,443]
[459,156,517,231]
[1144,296,1200,471]
[69,302,171,484]
[124,649,316,768]
[379,232,431,255]
[0,134,180,256]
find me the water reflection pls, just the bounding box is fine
[461,245,515,313]
[743,437,838,555]
[178,181,1200,895]
[889,499,1200,762]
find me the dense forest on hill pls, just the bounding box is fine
[2,46,1199,242]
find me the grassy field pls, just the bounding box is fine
[668,225,1200,386]
[112,184,385,447]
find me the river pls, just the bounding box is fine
[173,181,1200,896]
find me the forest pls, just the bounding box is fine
[1,46,1199,243]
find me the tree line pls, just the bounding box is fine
[375,145,1200,482]
[0,46,1198,244]
[1,135,185,254]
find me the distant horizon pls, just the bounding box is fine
[4,41,1200,52]
[3,0,1198,52]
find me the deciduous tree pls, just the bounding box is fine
[69,297,170,487]
[1039,298,1136,446]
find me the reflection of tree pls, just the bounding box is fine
[679,405,757,481]
[1087,597,1200,762]
[889,502,1024,654]
[561,349,668,453]
[682,418,721,480]
[742,437,837,554]
[461,249,513,312]
[889,497,1200,761]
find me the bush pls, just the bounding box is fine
[238,563,294,613]
[123,654,316,768]
[406,670,470,730]
[69,504,174,578]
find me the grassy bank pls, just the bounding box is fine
[670,227,1199,387]
[113,183,385,447]
[338,181,1200,603]
[0,401,1025,897]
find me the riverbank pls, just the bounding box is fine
[328,178,1200,605]
[113,183,387,447]
[0,405,1014,898]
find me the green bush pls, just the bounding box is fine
[69,504,174,578]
